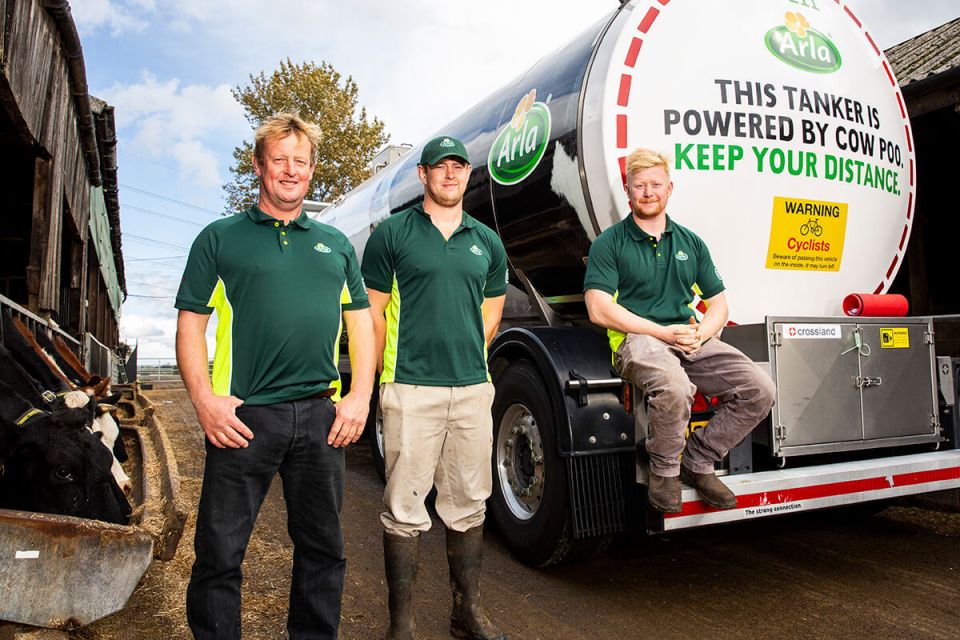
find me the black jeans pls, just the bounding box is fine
[186,396,345,639]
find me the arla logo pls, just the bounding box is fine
[765,12,841,74]
[487,89,552,186]
[439,138,456,148]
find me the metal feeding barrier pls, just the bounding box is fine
[0,294,188,629]
[135,358,211,384]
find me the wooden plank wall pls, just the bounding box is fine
[1,0,92,317]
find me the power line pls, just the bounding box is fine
[127,264,187,274]
[123,233,190,251]
[123,204,205,227]
[120,184,223,217]
[128,280,178,292]
[126,255,187,262]
[126,293,175,299]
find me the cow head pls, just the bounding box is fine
[0,383,131,524]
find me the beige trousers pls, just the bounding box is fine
[380,382,496,537]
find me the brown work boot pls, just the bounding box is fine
[647,472,682,513]
[383,532,420,640]
[680,465,737,509]
[446,526,507,640]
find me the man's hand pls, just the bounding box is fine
[195,394,253,448]
[328,391,369,448]
[177,310,253,449]
[666,317,702,354]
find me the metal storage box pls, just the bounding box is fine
[723,316,942,459]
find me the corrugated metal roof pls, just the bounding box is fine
[885,17,960,87]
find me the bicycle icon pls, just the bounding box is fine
[800,218,823,237]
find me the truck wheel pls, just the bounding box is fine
[490,360,604,566]
[368,387,386,482]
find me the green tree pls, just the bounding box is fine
[224,59,389,212]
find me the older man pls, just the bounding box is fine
[362,136,508,640]
[176,113,375,639]
[584,147,774,514]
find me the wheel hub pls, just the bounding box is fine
[497,404,545,520]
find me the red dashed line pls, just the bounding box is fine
[882,61,896,87]
[896,92,906,119]
[886,255,899,279]
[617,74,632,107]
[907,192,913,220]
[898,225,908,250]
[638,7,660,33]
[624,37,643,68]
[657,0,670,5]
[865,32,880,56]
[904,125,913,152]
[873,283,884,294]
[909,159,914,186]
[844,5,862,28]
[618,156,627,185]
[617,115,628,148]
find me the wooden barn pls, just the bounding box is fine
[887,18,960,318]
[0,0,125,376]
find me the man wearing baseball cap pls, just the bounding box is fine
[362,135,508,640]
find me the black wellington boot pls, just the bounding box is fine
[383,531,419,640]
[446,526,507,640]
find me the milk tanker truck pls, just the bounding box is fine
[317,0,960,566]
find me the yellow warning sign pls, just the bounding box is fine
[880,328,909,349]
[765,197,848,272]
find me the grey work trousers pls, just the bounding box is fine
[615,333,775,476]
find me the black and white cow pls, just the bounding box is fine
[0,380,131,524]
[1,312,128,469]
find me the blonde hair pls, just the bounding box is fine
[253,113,322,165]
[625,148,670,179]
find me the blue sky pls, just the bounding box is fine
[70,0,959,360]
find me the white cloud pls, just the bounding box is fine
[169,140,222,189]
[91,1,615,144]
[101,72,246,188]
[71,0,148,35]
[121,303,216,361]
[120,305,176,358]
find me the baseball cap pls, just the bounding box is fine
[419,135,469,166]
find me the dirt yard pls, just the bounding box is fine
[74,387,960,640]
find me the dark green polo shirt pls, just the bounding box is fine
[175,206,369,405]
[583,214,724,353]
[361,204,508,386]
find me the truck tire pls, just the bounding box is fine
[368,387,386,482]
[490,360,605,566]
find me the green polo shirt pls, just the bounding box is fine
[361,204,508,386]
[175,206,369,405]
[583,214,724,353]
